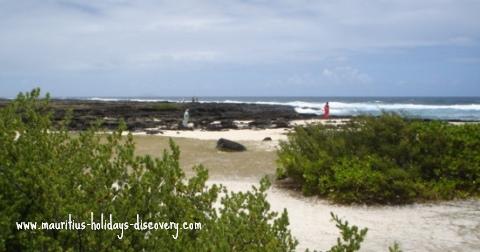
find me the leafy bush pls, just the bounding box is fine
[0,89,296,251]
[324,212,368,252]
[152,102,181,111]
[277,113,480,204]
[0,89,401,251]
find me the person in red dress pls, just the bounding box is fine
[323,102,330,119]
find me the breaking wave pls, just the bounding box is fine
[86,97,480,120]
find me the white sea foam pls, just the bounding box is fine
[212,100,480,118]
[89,97,122,102]
[85,97,480,120]
[88,97,176,103]
[215,100,480,118]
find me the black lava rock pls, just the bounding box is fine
[216,138,247,152]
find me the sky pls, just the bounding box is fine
[0,0,479,97]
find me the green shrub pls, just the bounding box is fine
[152,102,181,111]
[327,212,368,252]
[0,89,401,251]
[277,113,480,204]
[0,89,296,251]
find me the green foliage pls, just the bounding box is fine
[0,89,296,251]
[277,113,480,204]
[0,89,402,251]
[152,102,181,111]
[327,212,368,252]
[307,213,373,252]
[388,242,402,252]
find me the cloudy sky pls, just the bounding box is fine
[0,0,479,97]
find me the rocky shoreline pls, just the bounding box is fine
[0,99,330,131]
[3,99,471,132]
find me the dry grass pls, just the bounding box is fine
[132,135,277,180]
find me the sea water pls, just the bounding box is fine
[86,96,480,121]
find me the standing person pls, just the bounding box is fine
[323,102,330,119]
[182,109,190,128]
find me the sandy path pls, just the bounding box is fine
[131,133,480,252]
[211,179,480,252]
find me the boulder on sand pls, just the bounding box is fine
[216,138,246,152]
[273,119,289,128]
[248,119,271,129]
[145,129,163,135]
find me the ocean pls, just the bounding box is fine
[86,96,480,121]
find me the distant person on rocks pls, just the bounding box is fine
[323,102,330,119]
[182,109,190,128]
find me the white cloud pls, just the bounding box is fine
[0,0,479,73]
[322,66,372,84]
[285,73,315,86]
[450,57,480,64]
[447,36,476,46]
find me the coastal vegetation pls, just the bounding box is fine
[0,89,293,250]
[277,113,480,204]
[0,89,405,251]
[151,102,182,111]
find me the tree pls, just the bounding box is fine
[0,89,297,251]
[0,89,398,251]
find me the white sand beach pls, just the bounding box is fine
[131,128,480,252]
[209,179,480,252]
[132,119,349,147]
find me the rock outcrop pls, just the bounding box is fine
[0,99,320,131]
[216,138,247,152]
